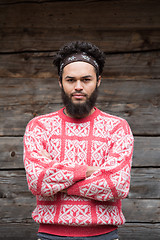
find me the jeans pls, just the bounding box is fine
[37,229,119,240]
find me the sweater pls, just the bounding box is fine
[23,107,134,236]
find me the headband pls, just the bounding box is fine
[59,52,99,76]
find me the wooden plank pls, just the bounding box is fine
[0,171,31,198]
[0,0,160,52]
[119,223,160,240]
[122,199,160,222]
[0,103,62,136]
[1,76,160,135]
[0,199,35,223]
[133,137,160,166]
[0,102,160,136]
[0,0,159,30]
[0,137,23,169]
[0,169,159,200]
[0,197,159,223]
[99,79,160,103]
[0,223,160,240]
[0,223,38,240]
[97,102,160,136]
[0,78,61,106]
[1,77,160,106]
[103,51,160,80]
[0,51,160,79]
[0,137,160,169]
[128,168,160,199]
[1,28,160,53]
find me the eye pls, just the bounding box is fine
[67,78,74,82]
[83,78,91,82]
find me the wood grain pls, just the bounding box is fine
[0,169,160,201]
[0,1,160,52]
[119,223,160,240]
[1,103,160,136]
[0,223,160,240]
[0,196,159,223]
[1,77,160,106]
[0,51,160,79]
[0,1,159,239]
[0,137,160,169]
[0,76,160,135]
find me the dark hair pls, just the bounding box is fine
[53,41,105,81]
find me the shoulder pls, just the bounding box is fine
[96,109,127,125]
[25,110,61,130]
[96,109,133,135]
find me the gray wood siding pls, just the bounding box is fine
[0,0,160,239]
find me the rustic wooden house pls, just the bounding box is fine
[0,0,160,239]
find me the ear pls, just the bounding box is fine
[59,78,62,88]
[97,75,101,87]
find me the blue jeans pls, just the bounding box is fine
[37,230,119,240]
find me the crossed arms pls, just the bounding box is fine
[23,118,134,202]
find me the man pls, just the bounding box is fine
[23,41,134,240]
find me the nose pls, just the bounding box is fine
[75,80,83,91]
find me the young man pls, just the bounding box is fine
[23,41,134,240]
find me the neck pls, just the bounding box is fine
[64,107,95,119]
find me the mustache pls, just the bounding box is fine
[71,92,87,96]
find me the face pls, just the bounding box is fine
[59,61,101,118]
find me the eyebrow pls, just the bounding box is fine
[65,76,74,79]
[65,75,92,79]
[82,75,92,78]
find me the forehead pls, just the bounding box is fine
[62,61,96,76]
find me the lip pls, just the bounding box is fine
[72,93,86,99]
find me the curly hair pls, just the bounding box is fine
[53,41,105,81]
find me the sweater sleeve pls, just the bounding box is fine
[23,118,87,197]
[67,119,134,201]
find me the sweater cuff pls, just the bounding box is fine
[73,164,87,182]
[67,182,80,196]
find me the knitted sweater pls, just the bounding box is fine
[23,107,134,235]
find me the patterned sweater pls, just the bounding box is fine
[23,107,134,235]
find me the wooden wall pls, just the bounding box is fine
[0,0,160,239]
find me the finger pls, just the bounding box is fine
[40,150,52,159]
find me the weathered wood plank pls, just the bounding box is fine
[96,103,160,136]
[1,77,160,106]
[128,168,160,199]
[1,76,160,135]
[0,137,23,169]
[0,137,160,169]
[0,197,159,223]
[1,28,160,53]
[0,75,160,135]
[0,102,160,136]
[0,171,30,198]
[0,51,160,79]
[0,103,62,136]
[122,199,160,223]
[0,223,160,240]
[0,0,160,52]
[0,169,160,200]
[118,223,160,240]
[133,137,160,166]
[0,78,60,106]
[0,223,38,240]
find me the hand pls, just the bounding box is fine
[39,149,52,160]
[60,188,68,194]
[86,166,99,178]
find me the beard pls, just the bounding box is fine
[61,86,98,119]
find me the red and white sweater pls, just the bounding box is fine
[23,107,134,236]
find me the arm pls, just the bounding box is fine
[23,118,87,197]
[66,119,134,201]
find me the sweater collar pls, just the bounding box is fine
[58,107,99,123]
